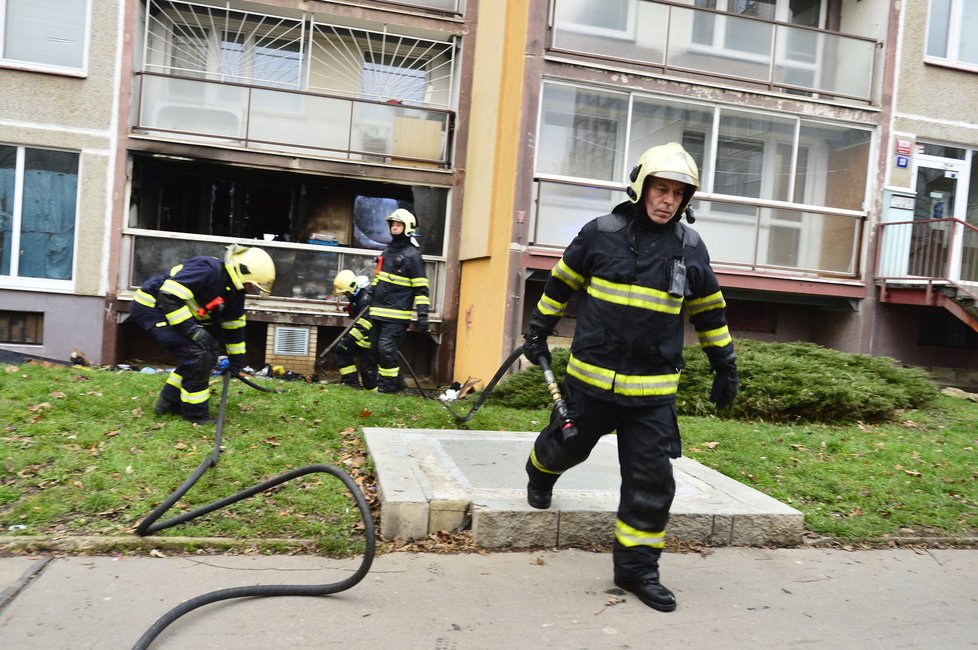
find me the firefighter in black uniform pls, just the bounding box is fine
[130,244,276,423]
[331,269,376,389]
[522,142,739,612]
[367,209,430,393]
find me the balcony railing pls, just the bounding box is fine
[550,0,879,104]
[530,178,864,278]
[877,218,978,290]
[134,72,452,167]
[120,230,444,317]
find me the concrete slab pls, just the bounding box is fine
[363,428,804,547]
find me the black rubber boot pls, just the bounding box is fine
[527,483,552,509]
[182,413,218,425]
[154,394,181,416]
[613,574,677,612]
[525,457,557,509]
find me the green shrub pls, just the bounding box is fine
[492,340,939,424]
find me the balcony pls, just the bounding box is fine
[119,230,445,320]
[549,0,880,104]
[877,218,978,330]
[135,0,458,167]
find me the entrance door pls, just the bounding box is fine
[910,153,969,278]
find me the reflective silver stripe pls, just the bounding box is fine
[134,290,157,307]
[552,258,584,291]
[370,306,413,320]
[587,277,682,314]
[161,279,193,300]
[697,326,732,348]
[377,271,412,287]
[688,291,726,316]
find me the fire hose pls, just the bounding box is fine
[132,369,375,649]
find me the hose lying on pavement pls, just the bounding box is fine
[132,371,375,650]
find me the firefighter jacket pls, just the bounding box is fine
[528,202,734,407]
[369,236,430,324]
[134,256,248,360]
[344,280,374,350]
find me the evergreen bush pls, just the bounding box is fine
[491,340,939,424]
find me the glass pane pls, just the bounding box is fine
[961,1,978,64]
[0,146,14,275]
[716,111,795,203]
[686,199,758,265]
[533,182,618,248]
[537,83,628,182]
[914,167,957,220]
[798,120,871,210]
[725,13,773,55]
[169,27,209,76]
[19,149,78,280]
[926,0,951,58]
[629,96,714,183]
[668,6,771,84]
[552,0,668,67]
[3,0,86,68]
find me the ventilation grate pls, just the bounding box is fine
[273,326,310,356]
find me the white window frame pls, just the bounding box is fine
[0,0,90,77]
[0,144,80,291]
[925,0,978,72]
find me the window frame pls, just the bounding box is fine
[925,0,978,72]
[0,143,81,291]
[0,0,91,77]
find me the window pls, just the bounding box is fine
[926,0,978,69]
[0,145,79,284]
[0,310,43,344]
[1,0,88,72]
[554,0,636,39]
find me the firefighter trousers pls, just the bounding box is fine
[526,379,680,579]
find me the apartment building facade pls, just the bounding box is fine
[2,0,974,386]
[453,0,978,386]
[0,1,123,363]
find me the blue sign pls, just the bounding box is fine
[896,155,909,169]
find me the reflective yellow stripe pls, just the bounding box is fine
[134,290,157,307]
[377,271,412,287]
[614,372,680,397]
[697,326,732,349]
[536,293,566,317]
[181,386,210,404]
[339,364,358,376]
[688,291,726,316]
[530,447,561,475]
[566,354,615,391]
[410,277,429,288]
[161,279,193,300]
[615,519,666,548]
[552,257,584,291]
[166,371,183,389]
[369,306,413,320]
[166,305,194,326]
[567,354,680,397]
[355,317,372,330]
[587,277,682,314]
[225,342,245,354]
[221,317,246,330]
[415,295,431,306]
[378,365,399,378]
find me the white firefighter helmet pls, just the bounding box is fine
[625,142,700,218]
[385,208,417,236]
[225,244,276,295]
[332,269,359,295]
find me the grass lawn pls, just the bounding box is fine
[1,360,975,555]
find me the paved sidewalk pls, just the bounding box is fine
[1,547,975,649]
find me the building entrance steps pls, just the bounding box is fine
[363,428,804,548]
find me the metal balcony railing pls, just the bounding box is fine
[877,218,978,297]
[134,71,452,166]
[549,0,879,104]
[120,230,444,317]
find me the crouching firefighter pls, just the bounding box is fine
[332,269,376,389]
[522,142,739,612]
[367,209,430,394]
[130,244,276,424]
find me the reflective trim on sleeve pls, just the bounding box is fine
[134,290,157,308]
[552,257,585,291]
[536,293,567,318]
[697,325,732,349]
[410,277,429,288]
[161,278,193,301]
[687,291,726,316]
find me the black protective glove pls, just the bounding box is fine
[417,317,430,334]
[187,325,220,357]
[710,365,740,409]
[522,332,551,366]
